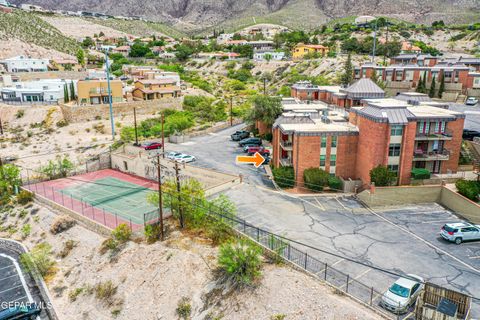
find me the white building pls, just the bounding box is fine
[153,72,181,86]
[19,3,44,11]
[253,51,285,61]
[0,79,75,104]
[1,56,49,72]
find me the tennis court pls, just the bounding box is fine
[59,177,157,225]
[24,169,162,231]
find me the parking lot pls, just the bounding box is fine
[0,248,47,319]
[162,123,480,318]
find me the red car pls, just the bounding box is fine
[246,146,270,155]
[143,142,163,150]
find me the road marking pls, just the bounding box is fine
[331,258,345,266]
[0,274,20,282]
[0,284,23,294]
[314,197,326,211]
[0,264,14,271]
[0,254,34,301]
[418,219,448,224]
[354,268,372,280]
[335,197,348,211]
[363,207,480,275]
[469,256,480,260]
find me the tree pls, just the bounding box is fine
[246,95,283,126]
[82,37,95,48]
[218,239,262,285]
[40,156,74,179]
[370,70,385,89]
[416,74,424,93]
[20,243,55,278]
[429,75,436,98]
[0,164,21,203]
[438,73,445,99]
[264,53,272,62]
[340,53,353,87]
[129,41,152,57]
[63,84,69,103]
[69,81,76,101]
[174,44,194,61]
[76,49,85,66]
[369,165,396,186]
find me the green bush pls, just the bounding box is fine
[411,168,431,180]
[369,165,396,186]
[272,166,295,189]
[264,132,273,142]
[20,242,55,278]
[111,224,131,243]
[176,297,192,320]
[17,190,34,205]
[218,239,262,285]
[455,179,480,202]
[303,168,329,191]
[144,224,161,244]
[328,176,342,191]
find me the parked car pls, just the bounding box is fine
[440,222,480,244]
[143,142,163,150]
[462,129,480,141]
[380,274,424,314]
[465,97,479,106]
[246,146,270,156]
[242,144,261,152]
[0,304,41,320]
[231,130,250,141]
[175,154,196,163]
[239,137,262,147]
[166,152,182,160]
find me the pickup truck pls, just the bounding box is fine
[231,130,250,141]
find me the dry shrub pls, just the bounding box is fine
[50,215,76,234]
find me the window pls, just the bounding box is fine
[390,125,403,136]
[405,70,413,81]
[395,70,403,80]
[320,155,326,166]
[388,164,399,172]
[321,136,327,148]
[330,155,336,166]
[389,143,401,157]
[474,77,480,89]
[331,136,337,148]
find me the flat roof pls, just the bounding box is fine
[279,120,359,135]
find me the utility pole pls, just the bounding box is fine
[133,107,139,146]
[229,96,233,127]
[0,116,3,135]
[384,22,389,65]
[156,154,165,241]
[174,162,184,229]
[161,112,165,158]
[105,49,115,140]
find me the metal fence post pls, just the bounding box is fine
[324,263,328,280]
[287,244,291,260]
[52,187,55,201]
[370,287,374,306]
[129,218,132,231]
[92,206,95,220]
[256,228,259,242]
[346,275,350,293]
[243,219,246,233]
[61,192,64,206]
[115,213,118,228]
[103,208,106,225]
[304,252,308,269]
[81,199,84,215]
[70,196,73,209]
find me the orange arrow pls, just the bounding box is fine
[236,152,265,168]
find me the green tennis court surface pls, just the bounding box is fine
[60,177,157,224]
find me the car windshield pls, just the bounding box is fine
[389,283,410,298]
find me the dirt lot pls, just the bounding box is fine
[0,202,383,320]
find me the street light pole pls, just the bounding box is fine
[230,96,233,126]
[133,107,139,146]
[105,50,115,140]
[161,113,165,158]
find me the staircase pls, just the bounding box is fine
[456,94,466,104]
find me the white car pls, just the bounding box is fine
[380,274,424,314]
[175,154,196,163]
[166,152,182,160]
[466,97,479,106]
[441,222,480,244]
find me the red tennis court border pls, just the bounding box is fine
[24,169,164,232]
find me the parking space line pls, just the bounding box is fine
[354,268,371,280]
[331,258,345,267]
[0,254,34,302]
[335,197,348,211]
[0,284,23,294]
[469,256,480,259]
[10,295,28,303]
[0,274,20,282]
[314,198,326,211]
[0,264,14,272]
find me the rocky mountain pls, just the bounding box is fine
[10,0,480,31]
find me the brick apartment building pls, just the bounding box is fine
[272,98,465,187]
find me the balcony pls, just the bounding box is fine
[280,158,293,166]
[280,140,293,151]
[413,149,450,161]
[415,130,453,141]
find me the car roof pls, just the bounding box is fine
[395,277,419,289]
[445,222,472,228]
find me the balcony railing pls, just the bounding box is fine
[280,140,293,150]
[413,149,450,161]
[415,130,453,141]
[280,158,292,166]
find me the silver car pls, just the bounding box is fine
[441,223,480,244]
[381,274,424,314]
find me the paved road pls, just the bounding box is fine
[0,246,49,319]
[164,123,480,318]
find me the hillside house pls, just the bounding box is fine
[292,44,329,59]
[0,56,49,72]
[132,79,180,101]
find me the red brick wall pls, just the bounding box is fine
[443,118,465,173]
[272,127,281,167]
[293,135,321,185]
[457,70,470,90]
[355,117,390,184]
[336,135,359,178]
[397,122,416,185]
[255,120,271,135]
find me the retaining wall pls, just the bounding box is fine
[60,98,182,122]
[358,185,480,224]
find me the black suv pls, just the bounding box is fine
[462,129,480,141]
[231,130,250,141]
[239,137,262,147]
